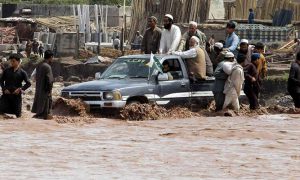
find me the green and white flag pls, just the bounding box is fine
[146,53,163,73]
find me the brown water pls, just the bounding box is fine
[0,114,299,179]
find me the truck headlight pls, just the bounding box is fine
[103,91,122,100]
[103,92,114,100]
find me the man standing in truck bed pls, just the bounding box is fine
[159,14,181,54]
[141,16,161,54]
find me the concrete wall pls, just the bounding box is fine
[55,33,85,57]
[208,0,225,20]
[180,25,227,42]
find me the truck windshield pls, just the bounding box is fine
[101,58,156,79]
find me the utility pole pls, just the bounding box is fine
[122,0,126,55]
[98,17,101,55]
[124,14,127,44]
[76,25,79,59]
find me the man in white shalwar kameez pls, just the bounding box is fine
[222,53,245,111]
[159,14,181,54]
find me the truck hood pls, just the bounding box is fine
[62,79,151,92]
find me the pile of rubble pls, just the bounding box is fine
[52,98,89,117]
[100,48,141,59]
[0,27,16,44]
[120,103,198,121]
[79,49,94,59]
[52,98,97,124]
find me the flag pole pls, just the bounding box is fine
[147,52,152,83]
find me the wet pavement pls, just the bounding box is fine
[0,114,299,179]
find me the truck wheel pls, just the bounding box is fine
[127,100,141,105]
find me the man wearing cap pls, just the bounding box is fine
[141,16,161,54]
[222,53,245,111]
[239,39,254,63]
[209,42,227,70]
[172,36,206,81]
[178,21,206,51]
[225,21,239,57]
[131,31,143,50]
[159,14,181,54]
[213,51,235,111]
[242,53,260,110]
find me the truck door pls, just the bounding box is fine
[157,58,190,105]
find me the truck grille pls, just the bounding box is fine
[71,96,102,101]
[66,91,102,101]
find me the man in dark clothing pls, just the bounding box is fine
[0,54,31,117]
[243,53,260,110]
[32,39,39,55]
[248,9,255,24]
[39,43,44,58]
[288,52,300,108]
[25,40,32,57]
[32,50,54,120]
[141,16,161,54]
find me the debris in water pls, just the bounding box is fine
[54,116,95,124]
[120,103,198,121]
[52,98,89,117]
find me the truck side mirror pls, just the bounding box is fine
[95,72,101,80]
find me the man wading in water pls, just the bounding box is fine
[32,50,54,120]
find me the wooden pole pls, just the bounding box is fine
[98,14,101,55]
[76,25,79,59]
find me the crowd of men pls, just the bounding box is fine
[24,38,45,58]
[139,14,300,111]
[0,13,299,119]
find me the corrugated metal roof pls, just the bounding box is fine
[0,17,35,23]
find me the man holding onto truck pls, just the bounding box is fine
[172,36,206,81]
[222,53,245,111]
[213,51,235,111]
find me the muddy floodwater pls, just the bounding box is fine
[0,114,299,179]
